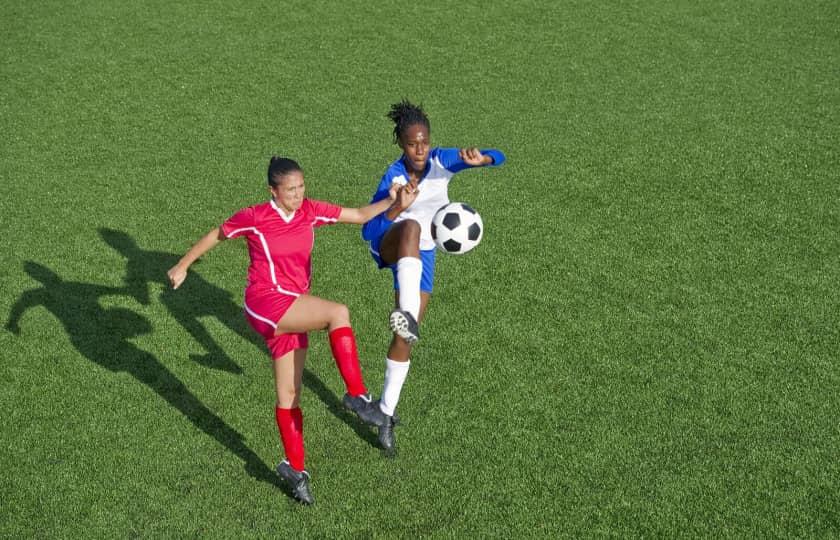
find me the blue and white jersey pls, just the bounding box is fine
[362,147,505,251]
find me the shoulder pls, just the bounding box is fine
[222,202,266,236]
[302,198,341,216]
[428,147,462,174]
[370,157,408,196]
[302,197,341,225]
[382,156,407,183]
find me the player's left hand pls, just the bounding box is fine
[459,147,487,166]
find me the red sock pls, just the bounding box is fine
[329,326,367,397]
[275,406,305,471]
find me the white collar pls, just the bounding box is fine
[270,199,296,223]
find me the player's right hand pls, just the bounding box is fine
[167,266,187,289]
[396,183,419,210]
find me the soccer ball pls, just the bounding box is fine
[431,202,484,254]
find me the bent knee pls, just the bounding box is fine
[399,219,421,239]
[332,303,351,326]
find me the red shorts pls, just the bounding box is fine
[243,286,308,360]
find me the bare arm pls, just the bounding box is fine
[338,183,401,224]
[167,227,226,289]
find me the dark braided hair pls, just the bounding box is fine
[267,156,302,187]
[387,100,430,144]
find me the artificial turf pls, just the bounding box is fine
[1,0,838,536]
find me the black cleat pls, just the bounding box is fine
[276,461,314,505]
[343,392,388,427]
[389,309,419,344]
[374,400,399,457]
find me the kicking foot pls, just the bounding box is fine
[389,309,419,344]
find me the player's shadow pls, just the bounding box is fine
[99,228,253,374]
[302,368,381,449]
[100,228,380,449]
[4,261,281,488]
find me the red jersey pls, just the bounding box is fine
[221,198,342,296]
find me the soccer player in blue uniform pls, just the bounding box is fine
[362,100,506,453]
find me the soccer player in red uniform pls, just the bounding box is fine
[168,156,399,505]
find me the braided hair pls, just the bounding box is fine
[267,156,302,187]
[387,100,430,144]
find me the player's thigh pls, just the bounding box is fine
[275,294,348,334]
[273,348,307,408]
[379,220,421,264]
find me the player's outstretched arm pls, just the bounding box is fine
[459,147,495,167]
[5,289,43,335]
[438,147,506,173]
[338,183,400,225]
[167,227,226,289]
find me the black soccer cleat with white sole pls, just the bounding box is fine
[343,392,388,427]
[373,400,399,457]
[276,460,314,505]
[389,309,419,344]
[378,415,398,457]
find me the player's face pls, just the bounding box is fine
[270,170,305,213]
[399,124,430,174]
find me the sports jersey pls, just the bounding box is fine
[362,147,506,252]
[221,198,342,296]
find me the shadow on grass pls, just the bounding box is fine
[99,228,382,449]
[99,227,252,375]
[4,261,281,488]
[6,227,384,493]
[302,368,381,449]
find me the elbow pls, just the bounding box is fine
[349,211,368,225]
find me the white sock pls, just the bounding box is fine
[379,358,410,417]
[396,257,422,321]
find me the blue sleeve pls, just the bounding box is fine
[437,147,507,174]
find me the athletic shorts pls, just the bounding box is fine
[369,240,437,294]
[243,286,307,360]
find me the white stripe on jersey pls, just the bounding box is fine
[225,226,301,298]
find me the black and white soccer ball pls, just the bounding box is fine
[431,202,484,254]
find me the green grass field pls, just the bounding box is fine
[2,0,838,536]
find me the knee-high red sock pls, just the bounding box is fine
[275,406,305,471]
[329,326,367,397]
